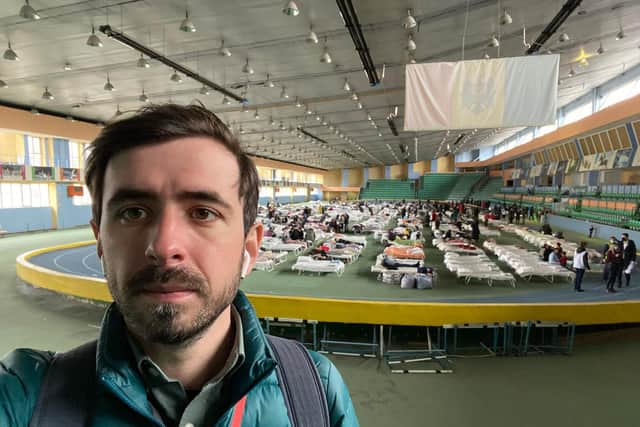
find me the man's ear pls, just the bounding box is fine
[90,219,103,258]
[242,222,264,279]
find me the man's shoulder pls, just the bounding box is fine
[0,348,54,425]
[1,347,54,382]
[306,350,359,426]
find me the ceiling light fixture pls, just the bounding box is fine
[254,110,260,120]
[483,49,490,59]
[242,58,254,74]
[282,0,300,16]
[558,32,570,42]
[0,79,7,88]
[597,42,605,55]
[488,34,500,48]
[199,85,210,95]
[179,10,196,32]
[41,86,54,100]
[137,53,150,68]
[402,9,417,30]
[264,73,275,88]
[295,97,303,108]
[320,42,332,63]
[306,26,319,44]
[280,86,289,98]
[219,39,232,57]
[170,70,183,82]
[343,78,351,91]
[139,89,149,102]
[356,102,363,109]
[616,26,625,40]
[86,26,103,47]
[500,9,512,25]
[568,66,575,77]
[63,62,72,71]
[3,42,19,61]
[407,34,416,51]
[351,92,358,101]
[19,0,40,20]
[222,95,231,105]
[114,105,123,116]
[103,74,115,91]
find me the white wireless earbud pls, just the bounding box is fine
[99,255,106,276]
[241,249,251,279]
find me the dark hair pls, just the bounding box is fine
[85,103,259,234]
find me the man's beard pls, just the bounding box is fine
[107,262,241,346]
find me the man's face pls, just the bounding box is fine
[92,137,261,346]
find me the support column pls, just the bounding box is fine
[436,154,455,173]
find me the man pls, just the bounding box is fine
[0,104,358,426]
[573,244,590,292]
[606,245,623,293]
[620,232,637,287]
[601,237,617,284]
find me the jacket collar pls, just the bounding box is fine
[95,290,276,421]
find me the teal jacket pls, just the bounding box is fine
[0,291,359,426]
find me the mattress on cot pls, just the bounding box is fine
[292,256,345,275]
[261,237,306,253]
[253,259,275,272]
[384,245,424,260]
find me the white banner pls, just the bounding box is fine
[404,55,559,131]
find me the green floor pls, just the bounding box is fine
[1,227,639,426]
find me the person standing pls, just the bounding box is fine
[606,246,623,293]
[620,232,637,287]
[602,237,616,283]
[573,244,590,292]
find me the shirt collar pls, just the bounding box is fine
[127,304,246,390]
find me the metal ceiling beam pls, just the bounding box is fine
[336,0,380,86]
[526,0,583,55]
[99,24,244,103]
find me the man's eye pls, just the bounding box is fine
[119,207,148,222]
[191,208,218,221]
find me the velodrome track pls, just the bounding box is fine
[18,241,640,326]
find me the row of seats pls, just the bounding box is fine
[360,179,415,200]
[447,173,484,200]
[417,174,460,200]
[569,210,629,226]
[473,177,504,201]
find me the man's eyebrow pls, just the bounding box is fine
[106,189,157,209]
[176,190,233,211]
[106,189,234,211]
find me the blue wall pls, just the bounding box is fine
[0,207,52,232]
[549,214,640,243]
[384,166,391,179]
[53,138,70,168]
[407,163,420,179]
[363,168,369,184]
[455,152,472,163]
[341,169,349,187]
[55,183,91,229]
[479,146,494,161]
[430,159,437,172]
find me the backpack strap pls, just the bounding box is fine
[266,335,330,427]
[29,340,97,427]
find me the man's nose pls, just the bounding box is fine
[145,208,187,266]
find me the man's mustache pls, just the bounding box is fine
[125,265,207,296]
